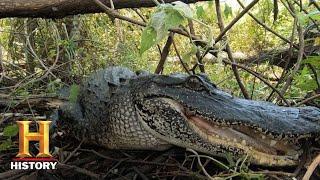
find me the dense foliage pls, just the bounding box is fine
[0,0,319,103]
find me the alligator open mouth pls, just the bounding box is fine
[160,98,302,166]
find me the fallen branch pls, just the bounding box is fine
[294,94,320,107]
[0,94,65,110]
[0,0,208,18]
[57,163,101,179]
[302,154,320,180]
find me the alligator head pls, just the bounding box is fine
[58,68,320,166]
[128,74,320,166]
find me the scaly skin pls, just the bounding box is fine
[58,67,320,166]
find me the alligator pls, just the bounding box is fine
[57,67,320,166]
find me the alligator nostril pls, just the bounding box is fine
[119,78,127,83]
[209,91,217,96]
[276,150,286,156]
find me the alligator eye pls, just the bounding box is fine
[185,76,205,91]
[119,78,127,84]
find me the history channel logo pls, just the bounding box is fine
[10,121,57,170]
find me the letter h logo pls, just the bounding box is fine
[16,121,52,158]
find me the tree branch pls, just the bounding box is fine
[214,0,250,99]
[276,3,305,103]
[172,39,191,74]
[237,0,299,50]
[294,93,320,107]
[0,0,208,19]
[155,33,174,74]
[201,0,260,62]
[221,60,290,106]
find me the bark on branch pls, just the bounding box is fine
[0,0,207,19]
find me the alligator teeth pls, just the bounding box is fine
[241,140,246,145]
[270,140,277,147]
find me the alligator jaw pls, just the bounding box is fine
[187,116,300,166]
[158,98,302,166]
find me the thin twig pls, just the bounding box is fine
[0,44,5,83]
[155,33,174,74]
[132,167,149,180]
[294,94,320,107]
[62,139,84,163]
[214,0,250,99]
[311,0,320,11]
[57,163,101,179]
[237,0,299,49]
[292,0,320,31]
[222,60,290,106]
[0,170,32,179]
[186,148,214,179]
[302,154,320,180]
[0,113,45,119]
[267,16,298,101]
[281,0,295,17]
[79,148,186,169]
[188,20,205,73]
[214,0,260,45]
[187,153,231,171]
[201,0,260,61]
[250,170,294,177]
[307,64,320,89]
[276,5,305,103]
[172,39,190,74]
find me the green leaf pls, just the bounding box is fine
[182,44,198,62]
[151,5,185,31]
[302,56,320,67]
[196,6,205,19]
[307,10,320,21]
[208,1,213,8]
[297,12,307,25]
[296,11,318,25]
[3,124,19,137]
[69,84,80,103]
[140,3,186,55]
[294,66,318,91]
[224,4,233,18]
[171,1,194,19]
[140,26,157,55]
[164,10,185,30]
[0,139,13,152]
[149,11,170,42]
[150,11,166,32]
